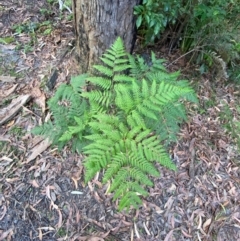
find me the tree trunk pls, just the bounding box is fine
[72,0,141,73]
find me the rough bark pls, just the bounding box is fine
[72,0,141,73]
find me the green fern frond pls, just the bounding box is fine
[32,121,60,143]
[113,75,134,83]
[129,52,166,81]
[32,78,89,152]
[84,158,102,182]
[107,37,126,56]
[114,64,131,72]
[114,58,129,64]
[59,116,85,142]
[102,154,126,182]
[126,126,144,139]
[103,152,159,185]
[83,38,131,112]
[108,169,128,192]
[127,111,146,129]
[99,56,114,67]
[118,190,143,211]
[48,84,86,122]
[70,74,87,93]
[134,129,152,142]
[102,53,115,61]
[108,171,152,211]
[115,84,134,113]
[129,167,153,186]
[34,37,197,212]
[82,90,113,108]
[145,102,187,144]
[83,111,176,209]
[116,79,194,126]
[128,153,159,176]
[87,76,112,89]
[148,71,180,84]
[92,37,129,79]
[93,65,113,77]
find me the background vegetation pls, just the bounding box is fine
[134,0,240,81]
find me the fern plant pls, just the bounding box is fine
[32,74,90,152]
[33,37,197,211]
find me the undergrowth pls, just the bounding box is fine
[134,0,240,82]
[33,37,197,211]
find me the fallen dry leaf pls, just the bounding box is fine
[26,138,52,163]
[0,205,7,221]
[6,177,20,183]
[71,176,80,189]
[38,228,43,241]
[57,209,63,229]
[31,87,46,113]
[164,230,174,241]
[0,156,14,166]
[0,228,13,241]
[0,94,31,125]
[6,120,15,128]
[134,222,140,239]
[30,80,46,112]
[29,179,40,188]
[143,222,151,236]
[0,84,18,98]
[0,76,16,82]
[71,236,104,241]
[203,218,212,231]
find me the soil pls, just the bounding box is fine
[0,1,240,241]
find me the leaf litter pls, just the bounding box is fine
[0,0,240,241]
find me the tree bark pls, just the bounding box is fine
[72,0,141,73]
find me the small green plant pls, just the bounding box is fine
[0,36,15,44]
[40,8,53,17]
[9,126,25,136]
[56,227,67,237]
[33,38,197,211]
[47,0,55,4]
[12,21,53,35]
[12,22,39,34]
[134,0,181,43]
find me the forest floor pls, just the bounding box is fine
[1,1,240,241]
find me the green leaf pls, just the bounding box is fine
[136,15,143,28]
[93,65,113,76]
[0,36,15,44]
